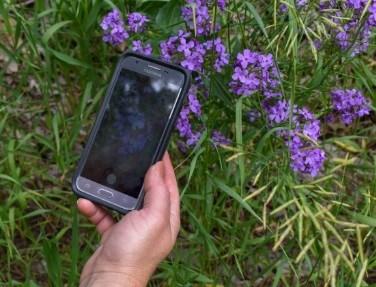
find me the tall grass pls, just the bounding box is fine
[0,0,375,286]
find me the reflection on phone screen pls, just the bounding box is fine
[81,68,181,198]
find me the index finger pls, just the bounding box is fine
[162,152,180,238]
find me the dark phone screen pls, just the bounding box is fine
[81,67,181,198]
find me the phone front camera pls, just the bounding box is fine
[106,173,117,185]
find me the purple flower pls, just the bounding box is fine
[248,109,262,122]
[177,141,188,153]
[319,0,336,10]
[280,4,288,12]
[211,130,231,147]
[188,90,202,117]
[330,89,371,124]
[297,107,315,122]
[346,0,367,10]
[369,1,376,26]
[335,19,371,57]
[160,31,188,62]
[203,38,230,72]
[263,98,326,177]
[318,0,373,57]
[175,82,207,149]
[127,12,149,33]
[303,120,321,141]
[187,131,202,146]
[177,38,195,57]
[217,0,226,11]
[296,0,308,9]
[176,107,192,137]
[132,40,152,56]
[181,49,205,72]
[267,100,290,124]
[325,113,335,124]
[290,147,326,177]
[230,50,281,98]
[237,49,258,69]
[181,0,220,36]
[100,9,128,46]
[161,31,206,72]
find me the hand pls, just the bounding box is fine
[77,152,180,287]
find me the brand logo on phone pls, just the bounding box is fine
[144,68,162,78]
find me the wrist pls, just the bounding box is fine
[80,271,148,287]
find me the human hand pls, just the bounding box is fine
[77,152,180,287]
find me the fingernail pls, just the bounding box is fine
[153,161,165,178]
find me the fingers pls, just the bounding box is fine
[77,198,116,236]
[142,161,170,219]
[162,152,181,239]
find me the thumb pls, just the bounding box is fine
[142,161,170,214]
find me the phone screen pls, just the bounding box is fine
[80,62,182,199]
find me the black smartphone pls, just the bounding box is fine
[72,52,191,214]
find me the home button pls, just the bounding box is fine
[98,189,113,199]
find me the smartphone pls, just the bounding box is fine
[72,52,191,214]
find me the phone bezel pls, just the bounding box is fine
[71,52,191,214]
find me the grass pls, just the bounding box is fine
[0,0,375,286]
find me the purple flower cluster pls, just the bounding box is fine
[346,0,368,10]
[203,38,230,72]
[264,100,326,177]
[330,89,371,124]
[176,81,231,151]
[176,106,202,148]
[318,0,376,57]
[266,100,290,124]
[161,31,205,72]
[181,0,222,36]
[132,40,152,56]
[230,50,282,98]
[100,9,128,46]
[176,85,203,148]
[160,31,229,73]
[100,9,149,47]
[290,148,326,177]
[188,92,202,118]
[335,19,371,57]
[229,49,325,177]
[127,12,149,33]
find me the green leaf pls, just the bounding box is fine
[244,2,269,41]
[79,81,93,119]
[34,134,54,151]
[210,176,262,223]
[0,173,21,185]
[42,21,72,44]
[155,0,182,28]
[235,97,245,192]
[69,208,79,286]
[211,75,234,107]
[49,48,90,68]
[43,239,62,287]
[347,211,376,227]
[52,114,60,154]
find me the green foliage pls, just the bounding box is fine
[0,0,375,286]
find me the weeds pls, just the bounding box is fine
[0,0,375,286]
